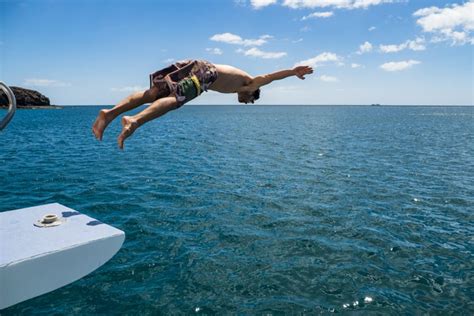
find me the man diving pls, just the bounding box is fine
[92,59,313,149]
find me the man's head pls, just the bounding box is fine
[238,89,260,104]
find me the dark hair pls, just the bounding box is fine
[252,89,261,101]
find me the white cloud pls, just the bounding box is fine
[357,41,373,54]
[351,0,397,9]
[162,58,175,63]
[250,0,277,9]
[301,11,334,20]
[380,60,420,72]
[210,32,272,46]
[379,37,426,53]
[368,26,376,31]
[111,86,148,92]
[414,7,442,17]
[319,75,339,82]
[206,47,223,55]
[210,33,243,45]
[294,52,342,67]
[414,1,474,45]
[300,26,311,32]
[351,63,362,68]
[283,0,396,10]
[407,38,426,51]
[238,47,287,59]
[24,79,71,87]
[292,38,304,43]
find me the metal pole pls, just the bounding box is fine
[0,82,17,131]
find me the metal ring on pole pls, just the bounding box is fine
[0,82,17,131]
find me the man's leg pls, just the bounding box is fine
[117,96,179,149]
[92,86,161,141]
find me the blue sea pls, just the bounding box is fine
[1,105,473,314]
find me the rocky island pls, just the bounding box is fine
[0,86,61,109]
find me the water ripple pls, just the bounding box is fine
[1,105,473,314]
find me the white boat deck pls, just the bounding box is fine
[0,203,125,309]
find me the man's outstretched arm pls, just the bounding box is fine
[244,65,314,91]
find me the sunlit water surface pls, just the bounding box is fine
[1,105,473,314]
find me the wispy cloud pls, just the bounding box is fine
[206,47,223,55]
[301,11,334,20]
[111,86,147,92]
[250,0,277,9]
[357,41,373,54]
[300,26,311,32]
[24,79,71,87]
[379,37,426,53]
[292,38,304,43]
[283,0,397,10]
[294,52,342,67]
[351,63,362,68]
[210,33,272,46]
[414,1,474,46]
[162,58,175,63]
[237,47,287,59]
[368,26,376,31]
[380,60,420,72]
[319,75,339,82]
[234,0,247,6]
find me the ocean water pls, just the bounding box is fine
[1,105,473,314]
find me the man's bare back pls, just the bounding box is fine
[92,60,313,149]
[209,64,253,93]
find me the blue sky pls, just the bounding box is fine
[1,0,473,105]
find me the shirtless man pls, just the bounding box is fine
[92,59,313,149]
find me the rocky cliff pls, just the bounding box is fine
[0,86,51,107]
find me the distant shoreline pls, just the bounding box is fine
[2,104,472,108]
[0,105,63,110]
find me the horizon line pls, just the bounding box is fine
[53,104,474,107]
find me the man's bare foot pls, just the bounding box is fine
[118,116,139,150]
[92,109,114,141]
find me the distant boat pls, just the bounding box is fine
[371,103,381,106]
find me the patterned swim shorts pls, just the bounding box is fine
[149,59,218,107]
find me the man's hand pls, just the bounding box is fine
[293,65,314,80]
